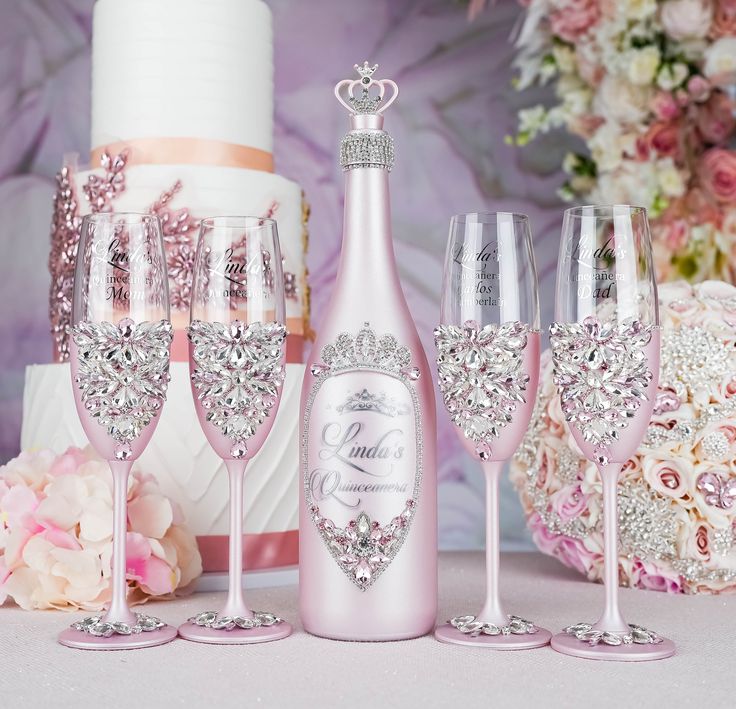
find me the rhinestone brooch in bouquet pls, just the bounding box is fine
[177,217,291,644]
[59,213,176,650]
[549,205,675,661]
[433,212,551,649]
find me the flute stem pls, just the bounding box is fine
[477,460,507,626]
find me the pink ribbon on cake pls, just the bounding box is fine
[91,137,274,172]
[197,530,299,572]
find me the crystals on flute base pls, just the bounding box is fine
[70,613,166,637]
[450,614,539,637]
[434,320,531,459]
[72,319,173,444]
[188,320,286,451]
[309,501,417,591]
[188,610,283,631]
[562,622,663,647]
[549,317,655,457]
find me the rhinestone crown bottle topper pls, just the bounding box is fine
[299,62,437,640]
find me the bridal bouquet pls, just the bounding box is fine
[511,0,736,283]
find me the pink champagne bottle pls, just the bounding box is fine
[299,62,437,640]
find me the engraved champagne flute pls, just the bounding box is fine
[433,212,551,649]
[59,212,176,650]
[177,216,292,644]
[549,205,675,661]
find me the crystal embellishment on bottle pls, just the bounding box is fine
[303,323,422,590]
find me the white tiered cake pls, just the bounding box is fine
[22,0,306,575]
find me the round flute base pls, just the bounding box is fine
[434,615,551,650]
[551,627,675,662]
[58,624,177,651]
[178,611,292,645]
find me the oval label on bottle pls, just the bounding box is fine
[303,323,422,591]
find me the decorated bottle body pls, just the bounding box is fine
[299,64,437,640]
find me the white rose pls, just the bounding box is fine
[657,62,689,90]
[589,123,625,171]
[657,158,687,198]
[593,161,659,211]
[621,0,658,21]
[594,75,651,125]
[552,44,576,74]
[627,46,661,85]
[660,0,712,41]
[703,37,736,82]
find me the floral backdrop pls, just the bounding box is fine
[0,0,575,550]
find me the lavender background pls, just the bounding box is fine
[0,0,573,549]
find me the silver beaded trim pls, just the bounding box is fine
[188,610,283,631]
[70,613,166,637]
[563,622,663,647]
[340,131,395,171]
[450,614,539,637]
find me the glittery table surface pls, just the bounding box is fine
[1,552,732,709]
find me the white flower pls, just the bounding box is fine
[552,44,576,74]
[627,46,661,86]
[589,123,625,171]
[592,160,659,211]
[621,0,658,21]
[703,37,736,82]
[563,152,580,174]
[594,75,651,125]
[656,158,687,198]
[657,62,689,90]
[660,0,712,41]
[518,105,548,134]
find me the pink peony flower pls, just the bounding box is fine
[550,0,601,43]
[643,121,683,160]
[699,148,736,203]
[697,92,736,145]
[0,447,202,611]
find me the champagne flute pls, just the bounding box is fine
[433,212,551,649]
[178,216,292,644]
[59,213,176,650]
[549,205,675,661]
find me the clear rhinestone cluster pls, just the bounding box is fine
[72,319,173,456]
[550,317,654,462]
[188,610,283,631]
[660,326,730,397]
[340,131,395,171]
[449,614,538,637]
[336,388,411,417]
[71,613,165,637]
[563,622,662,647]
[617,483,678,560]
[435,320,532,460]
[188,320,286,459]
[309,503,416,590]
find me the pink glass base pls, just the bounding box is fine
[434,624,552,649]
[58,625,177,650]
[178,621,293,645]
[551,632,676,661]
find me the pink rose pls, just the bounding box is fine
[661,0,713,40]
[711,0,736,38]
[530,514,600,577]
[697,92,736,145]
[644,121,683,160]
[651,91,682,121]
[629,559,682,593]
[687,75,712,103]
[550,484,588,522]
[550,0,601,43]
[700,148,736,203]
[661,218,690,250]
[642,457,691,499]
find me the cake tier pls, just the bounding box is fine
[21,362,303,572]
[92,0,274,153]
[72,163,307,336]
